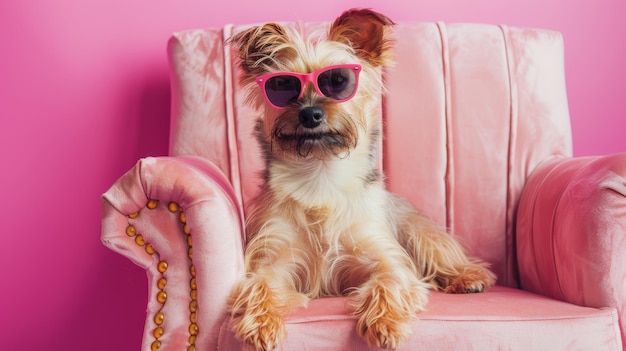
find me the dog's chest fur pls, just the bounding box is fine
[270,158,370,207]
[263,154,392,296]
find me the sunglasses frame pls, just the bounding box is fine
[255,64,362,109]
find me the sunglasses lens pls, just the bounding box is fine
[264,75,302,107]
[317,67,357,100]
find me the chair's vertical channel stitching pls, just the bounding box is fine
[222,25,245,217]
[436,22,454,233]
[499,24,520,286]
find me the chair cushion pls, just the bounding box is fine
[217,286,621,350]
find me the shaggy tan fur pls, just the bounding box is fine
[227,8,496,350]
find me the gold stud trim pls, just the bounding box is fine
[189,300,198,313]
[126,199,168,350]
[145,243,156,255]
[134,234,145,246]
[168,201,179,213]
[126,200,197,350]
[150,340,161,351]
[156,291,168,304]
[154,312,165,325]
[178,209,198,350]
[126,225,136,237]
[147,199,159,209]
[153,326,164,339]
[157,261,168,273]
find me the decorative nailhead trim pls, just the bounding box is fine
[171,201,198,351]
[147,199,159,209]
[154,311,165,325]
[145,243,156,255]
[153,326,164,339]
[125,200,198,350]
[135,234,145,246]
[168,202,180,212]
[126,200,168,351]
[157,261,169,273]
[150,340,161,351]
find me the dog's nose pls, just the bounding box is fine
[298,107,325,129]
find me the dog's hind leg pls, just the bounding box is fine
[392,195,497,293]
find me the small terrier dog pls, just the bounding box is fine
[228,8,496,350]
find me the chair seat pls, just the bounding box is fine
[217,286,621,350]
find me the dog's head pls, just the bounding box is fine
[231,9,395,160]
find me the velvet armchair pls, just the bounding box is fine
[102,20,626,350]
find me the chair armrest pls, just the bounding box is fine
[101,156,244,351]
[517,153,626,342]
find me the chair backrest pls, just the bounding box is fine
[167,21,572,287]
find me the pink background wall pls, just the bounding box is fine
[1,0,624,349]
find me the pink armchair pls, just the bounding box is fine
[102,21,626,350]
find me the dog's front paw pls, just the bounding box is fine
[359,314,408,350]
[229,280,288,351]
[353,278,429,350]
[443,263,497,294]
[232,310,285,351]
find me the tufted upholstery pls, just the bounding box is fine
[102,21,626,350]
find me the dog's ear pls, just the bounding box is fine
[329,8,395,67]
[230,23,292,76]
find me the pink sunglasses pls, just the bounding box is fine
[255,64,362,109]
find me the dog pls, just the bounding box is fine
[227,8,496,350]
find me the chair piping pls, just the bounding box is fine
[436,22,454,233]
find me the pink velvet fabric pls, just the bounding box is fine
[518,153,626,347]
[102,21,625,350]
[219,286,620,350]
[102,157,244,350]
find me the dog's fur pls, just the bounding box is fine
[227,9,496,350]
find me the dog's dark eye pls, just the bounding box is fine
[317,68,356,100]
[265,76,302,107]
